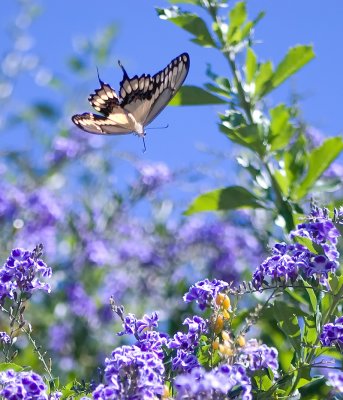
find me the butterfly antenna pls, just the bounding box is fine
[145,124,169,130]
[142,136,147,153]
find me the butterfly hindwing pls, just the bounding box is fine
[88,81,120,115]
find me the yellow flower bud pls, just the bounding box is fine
[214,314,224,334]
[237,335,246,347]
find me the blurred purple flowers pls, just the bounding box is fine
[0,248,51,300]
[327,371,343,393]
[135,161,171,192]
[175,365,252,400]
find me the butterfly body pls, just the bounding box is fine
[72,53,190,141]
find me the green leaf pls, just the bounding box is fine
[0,363,23,372]
[269,104,295,151]
[204,83,231,98]
[256,45,315,99]
[254,61,273,98]
[274,302,302,356]
[219,113,265,154]
[272,45,315,89]
[227,1,247,44]
[292,136,343,200]
[184,185,263,215]
[245,47,257,84]
[156,9,216,47]
[169,85,227,105]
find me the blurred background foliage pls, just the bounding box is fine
[0,0,342,389]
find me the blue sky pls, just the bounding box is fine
[2,0,343,171]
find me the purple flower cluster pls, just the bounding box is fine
[117,312,169,359]
[238,339,279,373]
[0,369,61,399]
[327,371,343,393]
[183,279,229,310]
[174,365,252,400]
[168,316,207,372]
[0,248,51,300]
[320,316,343,347]
[118,312,159,337]
[92,345,165,399]
[253,206,341,289]
[291,205,340,261]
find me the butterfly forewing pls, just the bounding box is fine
[71,52,190,137]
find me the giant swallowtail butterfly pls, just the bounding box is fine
[72,53,190,150]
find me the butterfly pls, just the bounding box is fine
[71,53,190,151]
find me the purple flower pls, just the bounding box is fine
[183,279,229,310]
[252,241,338,289]
[93,344,165,399]
[291,205,340,261]
[67,283,98,326]
[136,331,169,359]
[172,349,200,372]
[0,369,48,399]
[118,312,159,337]
[0,248,52,299]
[0,332,10,344]
[168,316,207,352]
[174,365,252,400]
[327,371,343,392]
[320,316,343,347]
[238,339,279,373]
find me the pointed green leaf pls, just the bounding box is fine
[227,2,247,44]
[169,85,227,105]
[184,185,263,215]
[254,61,273,98]
[157,9,216,47]
[245,47,257,84]
[272,45,315,89]
[269,104,295,150]
[292,136,343,200]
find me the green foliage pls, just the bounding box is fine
[185,185,263,214]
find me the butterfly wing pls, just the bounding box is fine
[72,80,133,135]
[71,112,132,135]
[119,53,190,127]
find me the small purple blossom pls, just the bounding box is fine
[238,339,279,373]
[118,312,159,337]
[327,371,343,393]
[93,344,165,399]
[172,349,200,372]
[174,365,252,400]
[168,316,207,352]
[46,136,82,164]
[0,248,52,299]
[183,279,229,310]
[0,332,10,344]
[0,369,50,399]
[320,316,343,347]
